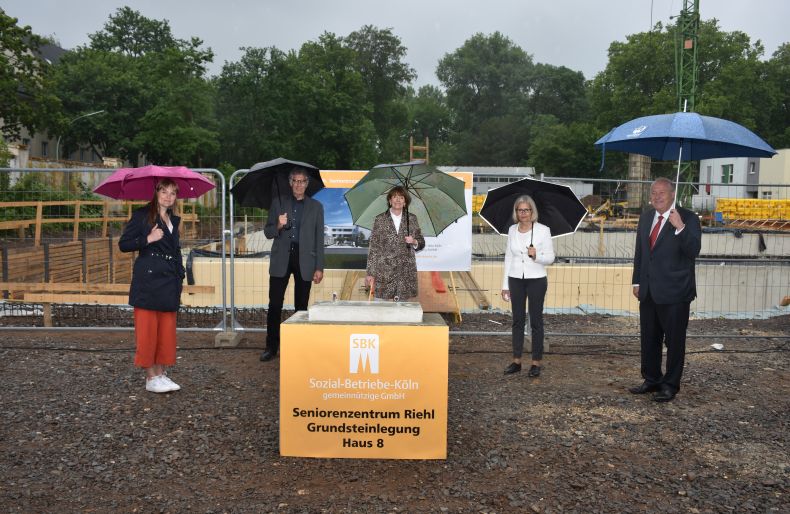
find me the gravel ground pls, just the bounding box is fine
[0,313,788,513]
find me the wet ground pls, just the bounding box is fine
[0,313,788,512]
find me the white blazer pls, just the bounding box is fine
[502,222,555,290]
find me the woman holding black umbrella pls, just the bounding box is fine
[501,195,555,376]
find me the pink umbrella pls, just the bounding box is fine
[93,165,216,200]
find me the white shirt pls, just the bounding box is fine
[502,222,556,290]
[389,211,402,234]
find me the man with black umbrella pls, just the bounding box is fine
[630,177,701,402]
[260,168,325,362]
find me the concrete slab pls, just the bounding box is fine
[308,300,423,323]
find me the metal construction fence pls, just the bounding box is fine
[1,168,788,333]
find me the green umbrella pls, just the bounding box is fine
[344,161,467,237]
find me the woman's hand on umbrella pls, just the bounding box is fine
[365,275,374,288]
[147,225,164,244]
[527,245,536,260]
[405,235,417,247]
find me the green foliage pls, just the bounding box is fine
[214,46,301,167]
[437,32,534,130]
[528,64,590,124]
[52,7,217,166]
[344,26,415,161]
[0,136,11,167]
[0,11,62,139]
[527,117,607,178]
[293,33,377,169]
[215,33,378,170]
[761,43,790,149]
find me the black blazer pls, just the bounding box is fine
[119,206,185,312]
[632,206,701,304]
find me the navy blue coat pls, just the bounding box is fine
[632,206,701,304]
[119,206,185,312]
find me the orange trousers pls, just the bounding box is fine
[133,307,177,368]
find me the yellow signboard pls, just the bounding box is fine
[280,313,448,459]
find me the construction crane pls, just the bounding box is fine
[674,0,701,204]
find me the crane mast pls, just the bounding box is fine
[674,0,700,204]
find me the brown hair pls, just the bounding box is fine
[147,178,179,226]
[387,186,411,208]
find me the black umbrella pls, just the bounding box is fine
[479,177,587,237]
[230,157,324,210]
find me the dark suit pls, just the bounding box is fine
[263,194,324,353]
[632,206,701,393]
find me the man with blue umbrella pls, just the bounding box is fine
[596,111,775,402]
[630,177,701,402]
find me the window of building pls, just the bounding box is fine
[41,141,48,157]
[749,162,756,174]
[80,148,86,161]
[762,191,772,199]
[721,164,733,184]
[22,138,30,147]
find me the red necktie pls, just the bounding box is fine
[649,215,663,250]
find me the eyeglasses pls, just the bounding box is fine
[517,208,532,213]
[291,179,308,185]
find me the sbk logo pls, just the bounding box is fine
[349,334,379,374]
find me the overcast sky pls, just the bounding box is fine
[5,1,789,86]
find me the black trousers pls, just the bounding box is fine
[639,292,690,393]
[508,276,548,360]
[266,244,312,353]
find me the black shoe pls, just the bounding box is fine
[260,349,277,362]
[528,365,542,377]
[629,382,660,394]
[503,362,522,375]
[653,386,676,402]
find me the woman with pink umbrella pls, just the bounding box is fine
[96,165,214,393]
[118,178,186,393]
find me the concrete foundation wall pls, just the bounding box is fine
[184,258,789,318]
[474,231,789,259]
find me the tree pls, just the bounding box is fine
[0,11,61,139]
[528,63,589,124]
[588,19,786,177]
[52,7,217,166]
[760,43,790,148]
[588,24,676,132]
[437,32,534,129]
[344,26,415,160]
[292,33,376,169]
[88,6,180,57]
[436,32,536,165]
[527,117,603,178]
[214,47,302,168]
[133,48,219,166]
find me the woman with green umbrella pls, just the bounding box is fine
[365,186,425,301]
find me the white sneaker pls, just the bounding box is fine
[145,375,171,393]
[160,374,181,392]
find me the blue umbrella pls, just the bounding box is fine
[595,112,777,196]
